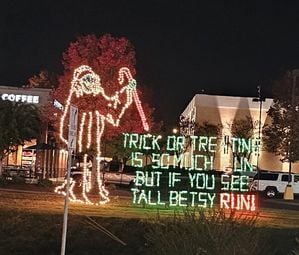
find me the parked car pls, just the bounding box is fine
[103,164,138,187]
[3,166,31,179]
[68,162,142,188]
[250,171,299,198]
[68,166,84,182]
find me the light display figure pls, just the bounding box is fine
[55,65,149,205]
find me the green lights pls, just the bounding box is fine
[188,173,215,190]
[135,171,162,187]
[131,152,215,170]
[221,174,249,192]
[125,133,258,212]
[123,133,161,150]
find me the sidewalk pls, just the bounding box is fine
[260,197,299,211]
[262,198,299,206]
[0,187,58,195]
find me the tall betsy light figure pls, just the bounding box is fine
[55,65,149,205]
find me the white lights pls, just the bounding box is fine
[87,112,93,149]
[78,112,86,152]
[72,65,103,97]
[55,65,149,205]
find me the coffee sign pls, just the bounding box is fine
[1,93,40,104]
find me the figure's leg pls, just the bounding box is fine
[54,177,76,200]
[68,178,77,201]
[78,112,87,153]
[87,111,93,149]
[95,111,110,204]
[54,173,78,201]
[82,153,93,204]
[80,112,93,204]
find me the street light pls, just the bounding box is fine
[252,85,265,209]
[284,69,299,200]
[289,69,299,177]
[252,85,265,171]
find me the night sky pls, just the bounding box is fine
[1,1,299,125]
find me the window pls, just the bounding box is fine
[109,162,121,172]
[295,175,299,182]
[123,165,138,174]
[254,173,279,181]
[281,175,291,182]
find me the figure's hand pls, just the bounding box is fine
[128,79,137,90]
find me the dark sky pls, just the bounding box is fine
[1,1,299,125]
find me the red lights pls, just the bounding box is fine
[220,193,256,211]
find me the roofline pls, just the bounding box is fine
[194,93,273,101]
[0,85,52,92]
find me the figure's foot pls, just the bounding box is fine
[54,178,83,202]
[55,178,110,205]
[98,185,110,205]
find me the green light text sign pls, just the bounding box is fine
[124,133,259,212]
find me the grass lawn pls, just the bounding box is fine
[0,186,298,254]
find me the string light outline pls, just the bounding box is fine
[56,65,149,205]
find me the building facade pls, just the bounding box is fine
[0,85,67,178]
[181,94,299,173]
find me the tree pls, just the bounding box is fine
[47,34,154,153]
[0,101,41,175]
[231,116,254,140]
[193,121,222,161]
[26,70,58,89]
[230,116,254,162]
[195,121,222,138]
[263,72,299,163]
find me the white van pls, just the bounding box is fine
[250,171,299,198]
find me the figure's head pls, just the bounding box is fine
[71,65,102,97]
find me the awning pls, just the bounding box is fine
[24,143,55,150]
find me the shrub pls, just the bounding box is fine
[145,209,274,255]
[37,179,53,187]
[292,238,299,255]
[0,176,7,186]
[11,176,25,184]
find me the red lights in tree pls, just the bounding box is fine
[49,34,154,144]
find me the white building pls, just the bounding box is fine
[181,94,299,173]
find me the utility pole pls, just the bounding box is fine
[289,71,296,181]
[60,105,78,255]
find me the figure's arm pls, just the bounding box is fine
[131,89,149,131]
[117,67,149,131]
[115,80,135,119]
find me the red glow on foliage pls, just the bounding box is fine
[46,34,154,143]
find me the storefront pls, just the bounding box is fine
[0,85,66,178]
[0,86,51,106]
